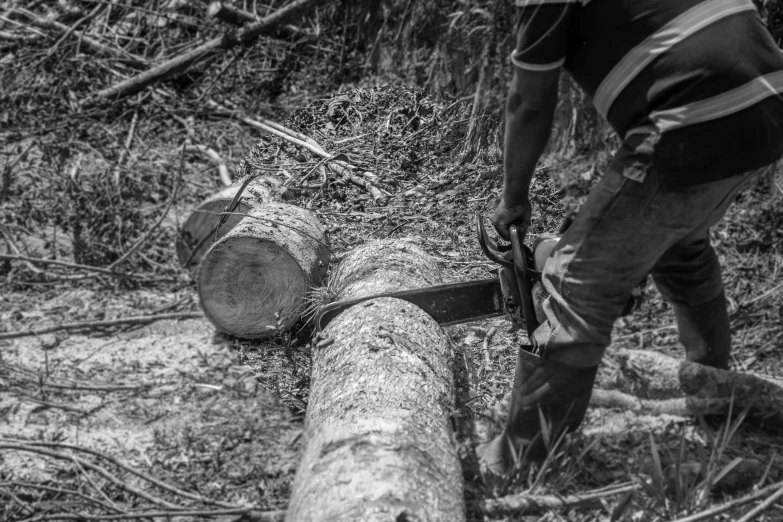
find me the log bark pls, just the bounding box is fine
[175,177,277,271]
[286,240,465,522]
[91,0,326,103]
[596,349,783,433]
[197,202,329,338]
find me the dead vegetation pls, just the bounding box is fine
[1,0,783,521]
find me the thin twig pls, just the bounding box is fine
[206,210,334,254]
[2,482,122,514]
[0,312,202,341]
[15,508,285,521]
[670,479,783,522]
[15,7,148,67]
[183,144,232,186]
[181,172,262,268]
[0,444,180,509]
[0,254,167,281]
[111,107,139,185]
[735,483,783,522]
[1,439,239,509]
[209,99,387,201]
[482,326,497,367]
[107,149,183,270]
[15,396,89,415]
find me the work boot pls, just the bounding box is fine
[673,290,732,369]
[476,348,598,476]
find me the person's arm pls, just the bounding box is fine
[493,67,560,239]
[492,3,572,239]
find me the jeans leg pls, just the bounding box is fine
[648,167,766,367]
[532,159,767,368]
[532,167,675,367]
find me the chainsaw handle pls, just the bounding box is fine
[475,214,512,268]
[510,224,540,335]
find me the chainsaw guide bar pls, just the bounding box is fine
[315,277,506,332]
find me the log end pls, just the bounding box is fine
[198,236,305,337]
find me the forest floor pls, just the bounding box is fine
[2,2,783,521]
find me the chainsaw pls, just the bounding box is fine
[315,214,640,340]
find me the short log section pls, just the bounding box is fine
[197,201,329,338]
[286,240,465,522]
[175,177,277,270]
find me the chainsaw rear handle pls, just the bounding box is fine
[510,224,540,335]
[475,214,513,268]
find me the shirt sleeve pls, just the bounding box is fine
[512,2,574,71]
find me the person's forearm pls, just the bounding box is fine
[502,88,556,205]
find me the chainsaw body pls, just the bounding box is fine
[315,215,641,334]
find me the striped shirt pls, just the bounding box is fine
[514,0,783,185]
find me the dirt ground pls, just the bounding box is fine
[1,289,301,520]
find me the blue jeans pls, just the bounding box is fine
[532,146,768,368]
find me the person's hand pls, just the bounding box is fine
[492,197,532,241]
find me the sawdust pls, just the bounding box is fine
[0,290,301,513]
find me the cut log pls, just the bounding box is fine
[175,177,277,271]
[595,349,783,433]
[286,240,465,522]
[197,201,329,338]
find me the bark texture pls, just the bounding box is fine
[197,201,329,338]
[176,178,276,271]
[286,240,465,522]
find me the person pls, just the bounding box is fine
[478,0,783,475]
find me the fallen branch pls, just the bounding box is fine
[595,349,783,434]
[184,144,231,186]
[590,389,736,417]
[208,100,387,202]
[480,482,639,517]
[15,7,148,67]
[0,312,202,341]
[207,1,309,39]
[208,99,326,156]
[91,0,326,103]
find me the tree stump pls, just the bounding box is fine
[286,240,465,522]
[197,201,329,338]
[175,177,277,271]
